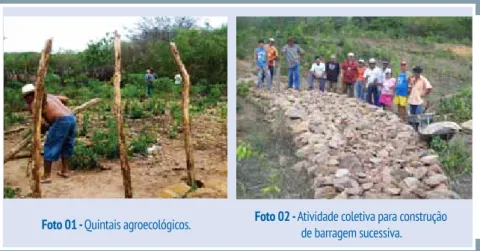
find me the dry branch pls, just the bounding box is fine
[31,38,52,198]
[4,126,27,136]
[4,98,102,164]
[113,31,133,198]
[169,42,196,187]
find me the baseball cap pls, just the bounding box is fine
[358,59,365,63]
[385,68,392,74]
[348,52,354,57]
[269,38,275,42]
[369,58,376,63]
[22,83,35,96]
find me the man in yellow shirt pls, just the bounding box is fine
[408,66,432,127]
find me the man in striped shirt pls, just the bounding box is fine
[282,36,304,90]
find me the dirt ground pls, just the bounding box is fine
[4,110,227,199]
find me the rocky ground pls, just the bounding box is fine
[245,87,460,199]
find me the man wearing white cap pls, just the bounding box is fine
[341,52,358,97]
[21,83,77,183]
[363,58,382,105]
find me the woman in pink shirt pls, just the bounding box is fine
[379,69,396,110]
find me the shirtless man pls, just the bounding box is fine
[22,84,77,183]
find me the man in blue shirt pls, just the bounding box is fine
[254,39,271,89]
[394,60,409,121]
[144,68,155,97]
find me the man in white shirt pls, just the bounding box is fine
[307,56,327,91]
[175,74,182,85]
[364,58,382,105]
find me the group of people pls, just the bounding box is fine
[144,68,183,97]
[254,36,433,123]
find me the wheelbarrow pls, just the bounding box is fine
[409,113,461,142]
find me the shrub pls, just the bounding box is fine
[170,103,182,127]
[70,142,101,170]
[430,135,472,176]
[168,124,178,139]
[129,133,155,156]
[79,112,90,137]
[4,187,19,198]
[91,118,119,159]
[126,100,145,119]
[437,89,472,123]
[5,113,26,127]
[237,81,251,98]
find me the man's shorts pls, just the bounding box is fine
[44,115,77,162]
[393,95,408,107]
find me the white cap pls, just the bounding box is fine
[358,59,365,63]
[369,58,376,63]
[22,83,35,96]
[331,54,336,59]
[348,52,354,57]
[269,38,275,42]
[385,68,392,74]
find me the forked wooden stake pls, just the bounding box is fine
[31,38,52,198]
[169,42,196,187]
[113,31,133,198]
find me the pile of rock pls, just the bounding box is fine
[248,89,459,199]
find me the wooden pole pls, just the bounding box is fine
[169,42,196,187]
[113,31,133,198]
[4,98,102,164]
[31,38,52,198]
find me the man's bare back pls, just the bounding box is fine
[43,94,73,123]
[29,94,73,124]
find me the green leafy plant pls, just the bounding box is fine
[91,118,119,159]
[129,133,155,156]
[79,112,90,137]
[71,142,101,170]
[430,135,472,176]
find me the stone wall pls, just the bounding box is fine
[246,88,459,199]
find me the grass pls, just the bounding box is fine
[430,135,472,177]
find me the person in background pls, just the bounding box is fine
[174,73,182,85]
[379,69,396,110]
[21,83,77,183]
[307,56,326,92]
[325,54,340,93]
[341,52,358,97]
[394,60,410,121]
[282,36,304,90]
[355,59,366,101]
[254,39,271,89]
[267,38,278,83]
[408,66,433,128]
[364,58,382,105]
[376,60,391,106]
[144,68,154,97]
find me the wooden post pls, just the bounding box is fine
[31,38,52,198]
[113,31,133,198]
[4,98,102,164]
[169,42,196,187]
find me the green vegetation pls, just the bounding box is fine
[437,89,472,123]
[70,142,101,171]
[430,135,472,177]
[129,133,156,156]
[4,187,20,198]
